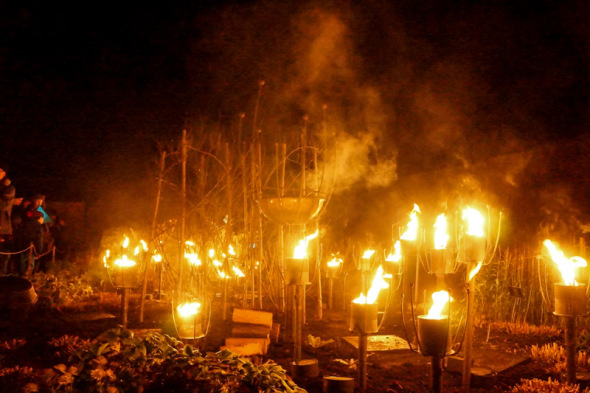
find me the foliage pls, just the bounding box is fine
[531,343,566,374]
[333,358,357,370]
[0,327,303,393]
[511,377,590,393]
[31,271,94,307]
[48,336,91,362]
[306,334,334,349]
[489,321,562,339]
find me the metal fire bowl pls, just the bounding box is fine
[417,315,450,357]
[554,283,587,317]
[349,302,379,334]
[259,197,326,225]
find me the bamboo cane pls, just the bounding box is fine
[139,150,166,322]
[178,130,187,298]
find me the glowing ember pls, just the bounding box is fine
[293,231,318,259]
[426,290,452,319]
[352,265,389,304]
[114,255,136,268]
[401,204,421,241]
[434,214,449,250]
[462,207,484,237]
[544,239,587,286]
[362,249,375,259]
[232,266,245,277]
[176,302,200,318]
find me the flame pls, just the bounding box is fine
[544,240,587,286]
[208,249,215,258]
[327,255,343,268]
[468,262,482,282]
[122,236,129,249]
[232,266,245,277]
[352,265,389,304]
[218,270,229,279]
[212,259,222,267]
[152,253,162,263]
[103,249,111,267]
[228,244,236,256]
[462,207,484,237]
[362,249,375,259]
[140,240,148,252]
[386,241,402,263]
[134,246,140,256]
[185,252,202,266]
[176,301,200,318]
[426,290,452,319]
[401,204,421,241]
[434,214,449,250]
[293,231,319,259]
[114,255,136,268]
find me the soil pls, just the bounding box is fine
[0,291,582,393]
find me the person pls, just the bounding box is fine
[0,168,15,274]
[14,196,45,276]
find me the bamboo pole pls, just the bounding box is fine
[257,143,263,309]
[139,150,166,322]
[240,151,249,306]
[463,267,475,392]
[223,143,232,321]
[178,130,187,298]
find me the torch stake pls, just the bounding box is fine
[157,263,163,300]
[565,315,576,383]
[328,277,334,310]
[121,287,129,328]
[295,283,303,361]
[432,354,443,393]
[359,332,368,392]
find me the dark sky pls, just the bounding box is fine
[1,0,589,236]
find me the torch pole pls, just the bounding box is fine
[359,332,368,392]
[565,315,576,383]
[463,279,474,392]
[329,277,334,310]
[295,283,302,362]
[121,287,129,328]
[432,354,443,393]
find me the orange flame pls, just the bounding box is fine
[293,231,319,259]
[386,241,402,263]
[176,301,200,318]
[434,214,449,250]
[401,204,421,241]
[352,265,389,304]
[462,207,484,237]
[114,255,136,268]
[426,290,452,319]
[544,240,587,286]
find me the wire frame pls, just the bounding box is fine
[103,231,148,289]
[172,294,211,340]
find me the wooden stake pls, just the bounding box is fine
[178,130,187,297]
[140,150,166,322]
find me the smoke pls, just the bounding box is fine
[283,6,397,193]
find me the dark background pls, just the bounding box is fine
[1,0,589,244]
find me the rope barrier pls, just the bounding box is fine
[0,245,34,256]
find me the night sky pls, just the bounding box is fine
[1,0,589,239]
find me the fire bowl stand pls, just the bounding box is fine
[554,283,588,383]
[350,302,379,393]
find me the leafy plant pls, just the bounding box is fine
[333,358,357,370]
[31,271,94,307]
[512,377,590,392]
[307,334,334,349]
